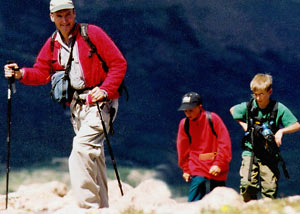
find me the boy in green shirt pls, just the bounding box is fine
[230,73,300,202]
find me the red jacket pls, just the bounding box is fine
[20,24,127,99]
[177,110,232,181]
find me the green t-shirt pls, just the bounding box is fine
[232,99,298,156]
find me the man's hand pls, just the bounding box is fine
[4,63,22,79]
[209,165,221,176]
[89,87,107,103]
[182,172,191,182]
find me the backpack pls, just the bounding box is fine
[50,23,129,101]
[184,111,217,144]
[245,98,279,159]
[245,98,290,179]
[246,98,278,134]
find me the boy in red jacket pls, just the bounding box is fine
[177,92,232,201]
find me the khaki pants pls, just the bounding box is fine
[69,99,118,208]
[240,155,279,202]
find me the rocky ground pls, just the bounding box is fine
[0,179,300,214]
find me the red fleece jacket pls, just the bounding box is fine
[20,24,127,100]
[177,110,232,181]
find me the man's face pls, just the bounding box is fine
[50,9,76,38]
[252,88,272,109]
[184,105,202,120]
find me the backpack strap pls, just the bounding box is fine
[80,23,129,101]
[80,23,109,73]
[268,100,278,132]
[50,31,57,53]
[184,111,217,144]
[246,98,257,130]
[247,98,279,132]
[184,118,192,144]
[206,111,218,138]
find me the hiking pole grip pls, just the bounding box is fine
[96,102,124,196]
[6,60,17,94]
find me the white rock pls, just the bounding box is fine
[198,186,244,211]
[112,178,177,213]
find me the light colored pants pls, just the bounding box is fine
[69,99,118,208]
[240,155,279,202]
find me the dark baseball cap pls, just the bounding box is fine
[178,92,202,111]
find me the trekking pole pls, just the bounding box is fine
[248,127,254,181]
[5,62,17,209]
[278,154,290,179]
[96,101,124,196]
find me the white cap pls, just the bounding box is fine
[50,0,74,13]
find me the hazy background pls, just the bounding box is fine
[0,0,300,197]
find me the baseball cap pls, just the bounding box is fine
[50,0,74,13]
[178,92,202,111]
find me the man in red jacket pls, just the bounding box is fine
[4,0,126,209]
[177,92,232,201]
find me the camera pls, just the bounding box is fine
[261,123,274,141]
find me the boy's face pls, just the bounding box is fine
[252,88,272,109]
[184,105,202,120]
